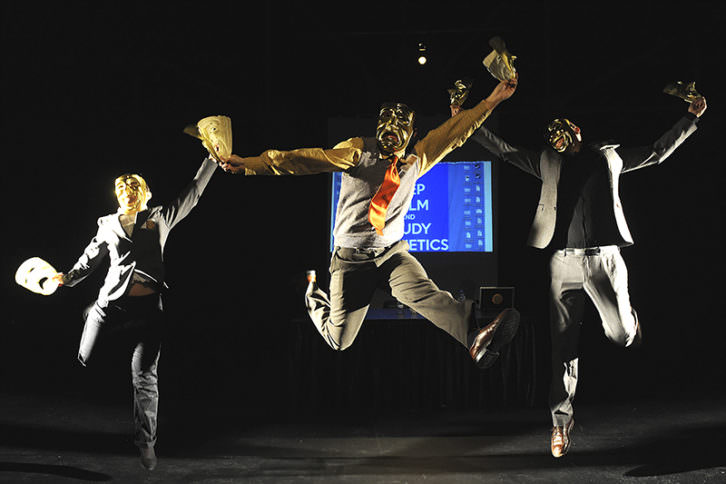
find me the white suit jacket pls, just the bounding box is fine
[472,116,698,248]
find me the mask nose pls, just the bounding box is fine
[122,186,139,202]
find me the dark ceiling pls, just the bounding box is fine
[2,0,723,266]
[3,1,721,148]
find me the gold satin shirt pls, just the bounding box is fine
[239,99,494,177]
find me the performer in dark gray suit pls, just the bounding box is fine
[51,156,218,470]
[463,93,707,458]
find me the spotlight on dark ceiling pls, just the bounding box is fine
[417,42,427,66]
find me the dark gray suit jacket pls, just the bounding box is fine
[472,116,698,248]
[64,157,217,306]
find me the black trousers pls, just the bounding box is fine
[78,294,162,448]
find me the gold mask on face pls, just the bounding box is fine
[546,118,582,153]
[448,79,473,107]
[376,103,415,155]
[114,174,151,214]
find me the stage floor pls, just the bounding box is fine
[1,393,725,483]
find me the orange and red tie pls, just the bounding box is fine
[368,155,400,235]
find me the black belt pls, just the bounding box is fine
[562,247,601,256]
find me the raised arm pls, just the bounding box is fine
[620,97,706,173]
[472,126,542,179]
[161,156,218,229]
[218,138,363,176]
[415,78,517,176]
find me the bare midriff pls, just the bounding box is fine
[128,283,158,297]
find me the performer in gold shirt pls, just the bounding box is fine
[220,78,519,369]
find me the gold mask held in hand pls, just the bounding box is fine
[448,79,473,107]
[663,81,702,103]
[376,103,415,155]
[482,36,517,82]
[546,118,582,153]
[114,174,151,214]
[184,115,233,162]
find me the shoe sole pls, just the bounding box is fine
[475,308,520,369]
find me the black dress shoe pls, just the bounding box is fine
[469,308,520,369]
[139,446,157,470]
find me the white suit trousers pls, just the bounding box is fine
[548,246,638,426]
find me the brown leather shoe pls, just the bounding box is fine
[469,308,520,369]
[551,418,574,458]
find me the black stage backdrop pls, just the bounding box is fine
[2,1,723,417]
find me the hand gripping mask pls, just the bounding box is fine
[448,79,473,107]
[15,257,60,295]
[663,81,702,104]
[482,36,517,82]
[184,115,233,162]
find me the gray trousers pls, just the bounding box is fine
[79,294,162,448]
[548,246,638,426]
[305,240,473,351]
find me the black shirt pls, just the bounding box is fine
[550,147,617,249]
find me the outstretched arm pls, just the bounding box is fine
[218,138,363,176]
[471,126,542,179]
[620,96,706,173]
[415,78,518,176]
[161,156,218,229]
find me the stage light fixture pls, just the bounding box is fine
[417,42,427,66]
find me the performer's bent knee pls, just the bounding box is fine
[605,323,636,347]
[324,313,363,352]
[609,331,630,347]
[325,333,354,352]
[622,326,638,348]
[132,372,159,388]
